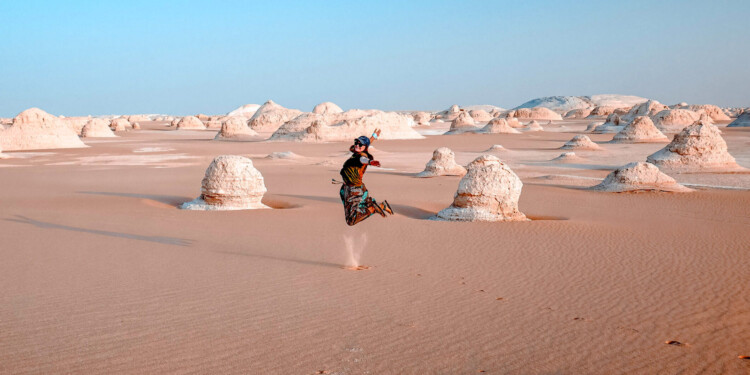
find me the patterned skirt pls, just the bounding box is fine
[339,183,378,226]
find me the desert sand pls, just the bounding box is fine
[1,112,749,374]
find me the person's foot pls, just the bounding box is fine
[381,200,394,215]
[371,202,387,217]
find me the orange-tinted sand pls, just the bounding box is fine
[1,120,749,373]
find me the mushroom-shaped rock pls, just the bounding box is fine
[176,116,206,130]
[512,107,562,121]
[433,155,526,222]
[312,102,343,115]
[469,109,493,122]
[560,135,603,150]
[412,111,432,126]
[652,109,701,133]
[181,155,269,210]
[646,122,743,172]
[248,100,302,132]
[0,108,86,151]
[416,147,467,178]
[565,108,593,119]
[611,116,668,143]
[214,117,258,140]
[592,162,692,192]
[445,111,478,134]
[479,118,521,134]
[81,119,117,138]
[727,112,750,127]
[523,120,544,132]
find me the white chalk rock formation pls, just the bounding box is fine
[271,111,421,142]
[511,107,563,121]
[564,108,592,119]
[416,147,467,177]
[127,114,151,122]
[181,155,269,210]
[227,103,261,119]
[469,109,493,122]
[523,120,544,132]
[434,155,526,222]
[585,121,604,132]
[132,122,141,130]
[611,116,669,143]
[110,117,132,131]
[214,117,258,140]
[479,118,521,134]
[195,114,210,121]
[624,99,669,121]
[205,118,223,129]
[551,152,585,163]
[652,109,701,133]
[727,112,750,127]
[560,135,603,150]
[445,111,479,134]
[81,118,117,138]
[592,114,625,134]
[60,116,91,135]
[169,118,180,127]
[412,111,432,126]
[248,100,302,132]
[647,122,742,172]
[436,104,461,121]
[312,102,343,115]
[680,104,731,122]
[176,116,206,130]
[483,145,507,153]
[592,162,692,192]
[0,108,86,151]
[586,106,617,118]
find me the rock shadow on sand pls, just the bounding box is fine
[79,191,191,208]
[6,215,193,246]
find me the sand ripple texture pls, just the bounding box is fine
[0,120,749,374]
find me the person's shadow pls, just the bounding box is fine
[5,215,193,247]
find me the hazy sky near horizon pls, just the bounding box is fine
[1,0,749,117]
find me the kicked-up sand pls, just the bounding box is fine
[1,119,749,373]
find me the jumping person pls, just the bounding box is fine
[339,129,393,226]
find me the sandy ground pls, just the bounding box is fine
[1,120,749,374]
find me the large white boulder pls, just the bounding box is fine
[478,118,521,134]
[248,100,302,132]
[611,116,669,143]
[433,155,526,222]
[81,118,117,138]
[181,155,269,210]
[510,107,563,121]
[416,147,467,177]
[176,116,206,130]
[214,117,258,140]
[0,108,86,151]
[560,135,603,151]
[646,122,743,172]
[591,162,692,192]
[445,111,479,134]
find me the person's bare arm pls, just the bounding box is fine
[369,128,381,144]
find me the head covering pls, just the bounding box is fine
[355,136,371,147]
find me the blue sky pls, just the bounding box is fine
[1,0,748,117]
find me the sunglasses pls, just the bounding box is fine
[354,140,363,146]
